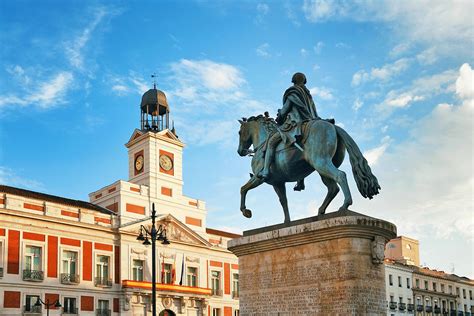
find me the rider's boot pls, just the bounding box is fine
[294,179,305,191]
[258,147,275,180]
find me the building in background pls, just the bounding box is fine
[385,237,473,316]
[0,85,240,316]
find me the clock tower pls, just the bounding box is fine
[125,83,184,199]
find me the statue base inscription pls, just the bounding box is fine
[228,210,397,315]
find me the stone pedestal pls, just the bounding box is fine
[228,210,397,315]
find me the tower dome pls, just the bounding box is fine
[140,83,171,132]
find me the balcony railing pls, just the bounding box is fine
[232,290,239,299]
[389,302,397,310]
[457,311,464,316]
[211,288,223,296]
[61,273,80,285]
[96,308,111,316]
[399,303,406,311]
[23,305,42,314]
[407,304,414,311]
[417,305,424,312]
[450,310,457,316]
[0,267,3,277]
[434,307,441,314]
[426,306,433,313]
[63,307,78,314]
[22,269,44,282]
[95,277,112,287]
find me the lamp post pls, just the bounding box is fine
[34,297,61,316]
[136,203,170,316]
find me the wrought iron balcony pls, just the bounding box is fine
[94,277,112,287]
[426,306,433,313]
[96,308,111,316]
[407,304,414,311]
[417,305,424,312]
[450,310,457,316]
[61,273,80,284]
[23,305,42,314]
[399,303,406,310]
[232,290,239,299]
[211,288,223,296]
[22,269,44,282]
[63,307,78,314]
[0,266,3,277]
[434,307,441,314]
[389,302,397,310]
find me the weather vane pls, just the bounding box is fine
[151,72,157,89]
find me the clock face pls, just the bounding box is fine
[159,154,173,171]
[135,155,144,171]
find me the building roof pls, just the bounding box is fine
[206,228,241,239]
[0,185,114,215]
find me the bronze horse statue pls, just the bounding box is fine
[237,115,380,223]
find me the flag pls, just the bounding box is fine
[179,253,185,286]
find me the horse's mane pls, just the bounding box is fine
[243,113,277,133]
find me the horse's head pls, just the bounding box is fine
[237,117,252,156]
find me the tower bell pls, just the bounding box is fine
[140,81,170,132]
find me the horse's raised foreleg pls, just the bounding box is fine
[318,175,340,215]
[240,176,264,218]
[273,182,290,223]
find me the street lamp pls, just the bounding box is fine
[136,203,170,316]
[34,297,61,316]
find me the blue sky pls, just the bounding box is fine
[1,1,473,277]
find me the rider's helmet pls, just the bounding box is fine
[291,72,307,85]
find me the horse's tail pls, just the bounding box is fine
[335,125,381,199]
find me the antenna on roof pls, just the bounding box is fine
[151,72,157,89]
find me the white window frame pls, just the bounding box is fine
[96,298,110,313]
[0,239,5,273]
[211,269,222,294]
[132,258,145,282]
[93,250,114,286]
[60,247,80,275]
[63,296,79,314]
[186,265,199,287]
[22,241,45,272]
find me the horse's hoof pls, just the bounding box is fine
[318,209,325,216]
[338,206,349,212]
[241,209,252,218]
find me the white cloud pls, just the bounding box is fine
[64,7,108,69]
[256,43,271,58]
[416,47,438,65]
[363,136,391,166]
[302,0,473,50]
[300,48,308,57]
[285,1,301,26]
[384,93,424,108]
[6,65,31,85]
[389,43,411,58]
[0,167,44,191]
[335,42,350,49]
[352,58,411,86]
[0,71,73,109]
[353,97,363,111]
[309,86,334,100]
[357,63,474,240]
[313,41,324,54]
[257,3,269,15]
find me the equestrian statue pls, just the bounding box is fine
[237,72,380,223]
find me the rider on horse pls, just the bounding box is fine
[258,72,320,191]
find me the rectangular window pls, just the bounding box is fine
[424,280,429,290]
[25,245,42,271]
[398,276,402,287]
[95,255,110,286]
[399,297,403,303]
[212,308,221,316]
[433,282,437,292]
[389,274,393,286]
[163,263,172,284]
[186,267,198,287]
[63,297,77,314]
[98,300,109,315]
[456,287,460,295]
[415,278,419,288]
[407,278,410,289]
[463,289,466,299]
[232,273,239,298]
[62,251,78,274]
[234,310,240,316]
[469,290,472,300]
[132,259,144,281]
[211,271,221,295]
[390,295,394,303]
[449,285,453,294]
[25,295,40,313]
[441,284,445,293]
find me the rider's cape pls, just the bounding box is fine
[277,85,319,145]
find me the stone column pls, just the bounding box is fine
[228,210,397,315]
